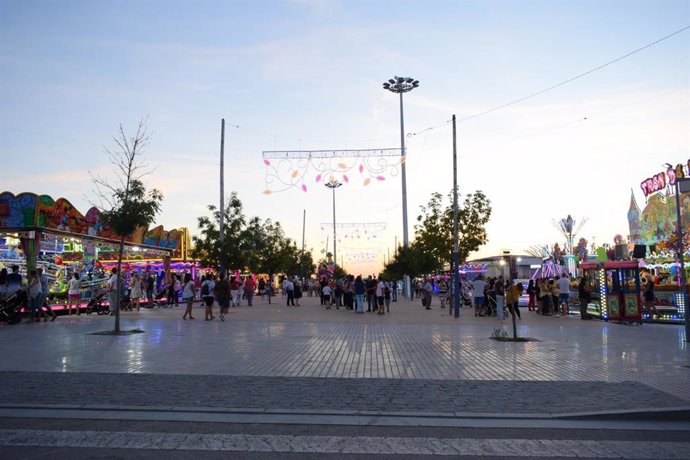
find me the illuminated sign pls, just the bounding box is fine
[640,160,689,197]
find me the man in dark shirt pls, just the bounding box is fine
[6,265,23,295]
[365,276,377,312]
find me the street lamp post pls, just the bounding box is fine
[382,76,419,248]
[674,177,690,341]
[325,180,342,272]
[383,76,419,299]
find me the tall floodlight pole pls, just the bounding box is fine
[219,119,225,276]
[325,180,342,273]
[383,76,419,298]
[452,115,461,318]
[675,178,690,341]
[383,76,419,247]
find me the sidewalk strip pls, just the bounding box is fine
[0,429,688,457]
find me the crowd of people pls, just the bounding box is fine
[280,274,397,315]
[410,273,590,320]
[2,262,598,323]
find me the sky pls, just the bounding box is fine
[1,0,688,275]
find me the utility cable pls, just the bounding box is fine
[456,25,690,123]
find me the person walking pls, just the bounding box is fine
[230,276,241,307]
[285,277,295,306]
[130,272,144,311]
[67,272,82,315]
[214,273,231,321]
[107,268,119,315]
[578,275,592,320]
[643,276,655,313]
[494,275,506,320]
[28,270,46,322]
[38,267,57,320]
[343,275,354,310]
[321,282,332,309]
[354,275,365,313]
[365,276,377,312]
[538,278,552,316]
[181,273,196,320]
[506,279,522,320]
[472,276,487,317]
[201,273,215,320]
[293,277,302,306]
[527,279,536,311]
[384,280,391,313]
[423,278,433,310]
[550,278,561,317]
[145,270,155,307]
[558,274,571,317]
[376,277,386,315]
[244,275,256,306]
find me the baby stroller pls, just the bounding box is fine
[0,291,24,324]
[151,288,168,307]
[86,290,110,315]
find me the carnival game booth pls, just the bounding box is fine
[639,262,686,324]
[0,191,187,310]
[579,261,643,324]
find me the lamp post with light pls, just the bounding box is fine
[383,76,419,298]
[325,180,342,272]
[382,76,419,248]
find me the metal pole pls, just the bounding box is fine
[332,186,337,272]
[675,180,689,341]
[399,91,409,248]
[399,92,412,298]
[219,119,225,277]
[452,114,461,318]
[302,209,306,254]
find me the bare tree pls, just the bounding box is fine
[91,119,163,333]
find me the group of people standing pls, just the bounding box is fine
[0,265,58,322]
[525,274,574,317]
[470,275,523,320]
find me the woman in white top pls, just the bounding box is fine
[181,273,196,320]
[129,273,144,311]
[67,272,82,315]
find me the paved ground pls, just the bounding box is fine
[1,293,689,412]
[1,293,689,458]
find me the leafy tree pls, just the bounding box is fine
[289,250,316,279]
[382,241,437,279]
[191,192,247,271]
[414,190,492,269]
[91,120,163,333]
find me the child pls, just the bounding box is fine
[322,284,332,309]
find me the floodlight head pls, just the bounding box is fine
[405,77,413,83]
[383,83,390,89]
[388,79,395,84]
[396,76,404,83]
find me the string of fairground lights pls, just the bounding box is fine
[408,25,690,137]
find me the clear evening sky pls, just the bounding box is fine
[1,0,688,275]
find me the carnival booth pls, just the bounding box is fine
[579,260,643,324]
[0,191,189,309]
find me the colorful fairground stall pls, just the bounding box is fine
[579,260,643,324]
[0,191,193,304]
[627,159,690,324]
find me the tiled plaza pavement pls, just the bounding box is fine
[0,294,689,417]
